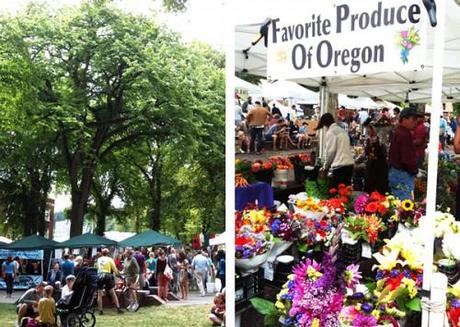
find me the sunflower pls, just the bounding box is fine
[401,199,415,211]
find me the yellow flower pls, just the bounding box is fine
[275,300,285,310]
[401,278,417,298]
[248,210,267,225]
[307,266,323,280]
[311,318,320,327]
[448,280,460,298]
[372,310,380,320]
[401,199,414,211]
[373,250,402,271]
[354,303,362,311]
[400,248,423,270]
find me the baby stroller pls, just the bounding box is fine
[57,267,98,327]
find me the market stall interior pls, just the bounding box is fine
[234,0,460,326]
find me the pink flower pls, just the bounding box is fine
[344,264,362,289]
[401,30,408,38]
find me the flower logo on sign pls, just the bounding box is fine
[276,49,288,63]
[395,26,420,64]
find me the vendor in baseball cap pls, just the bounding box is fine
[399,106,423,120]
[315,112,335,131]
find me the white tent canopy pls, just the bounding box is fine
[209,232,226,246]
[261,80,319,104]
[235,76,261,94]
[235,0,460,103]
[0,236,12,244]
[338,95,380,110]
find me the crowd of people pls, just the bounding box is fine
[5,246,226,326]
[235,95,318,154]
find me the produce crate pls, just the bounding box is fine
[235,269,264,312]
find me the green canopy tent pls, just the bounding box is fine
[120,230,181,248]
[2,235,60,278]
[4,235,59,250]
[56,233,118,249]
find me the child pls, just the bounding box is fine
[38,285,56,326]
[209,292,225,326]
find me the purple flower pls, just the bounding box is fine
[354,194,369,214]
[376,270,384,280]
[351,292,365,300]
[452,299,460,308]
[361,302,373,314]
[390,269,400,278]
[353,314,378,327]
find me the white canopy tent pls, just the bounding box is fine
[209,232,226,246]
[338,94,380,109]
[235,76,262,95]
[261,80,319,104]
[0,236,12,244]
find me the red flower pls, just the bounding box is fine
[365,202,379,214]
[329,188,338,195]
[318,230,327,238]
[448,307,460,327]
[338,183,346,189]
[320,220,328,228]
[370,191,386,202]
[262,161,273,170]
[387,274,404,291]
[251,162,261,173]
[306,220,314,227]
[378,204,387,215]
[235,237,251,246]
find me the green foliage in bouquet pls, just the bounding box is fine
[305,177,329,199]
[235,159,256,184]
[436,159,460,211]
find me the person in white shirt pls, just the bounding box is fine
[61,274,75,299]
[316,113,355,188]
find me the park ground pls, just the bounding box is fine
[0,292,214,327]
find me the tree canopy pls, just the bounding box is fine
[0,0,224,243]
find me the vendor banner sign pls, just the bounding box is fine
[267,0,427,79]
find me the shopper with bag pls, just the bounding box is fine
[155,249,171,301]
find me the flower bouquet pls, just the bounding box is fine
[235,208,272,272]
[252,159,276,185]
[395,27,420,64]
[344,214,386,245]
[391,199,425,229]
[447,281,460,327]
[268,211,302,258]
[291,195,326,220]
[275,256,344,327]
[297,217,335,256]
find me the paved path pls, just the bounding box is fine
[0,291,25,304]
[166,291,215,307]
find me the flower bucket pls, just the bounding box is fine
[437,258,458,283]
[269,241,293,259]
[340,242,362,265]
[397,223,416,236]
[236,251,271,274]
[341,323,396,327]
[254,169,274,185]
[273,169,290,188]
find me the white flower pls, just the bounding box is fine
[443,233,460,260]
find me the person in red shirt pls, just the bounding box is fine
[388,107,420,200]
[412,115,428,170]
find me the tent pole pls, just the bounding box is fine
[318,78,328,161]
[422,0,446,326]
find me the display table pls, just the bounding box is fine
[235,182,274,211]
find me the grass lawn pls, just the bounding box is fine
[0,303,214,327]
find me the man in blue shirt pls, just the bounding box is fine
[61,254,74,283]
[2,256,17,298]
[191,250,209,297]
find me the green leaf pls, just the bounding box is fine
[250,297,276,316]
[405,297,422,312]
[297,242,308,252]
[365,282,377,293]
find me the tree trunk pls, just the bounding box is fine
[95,200,110,236]
[69,167,94,237]
[149,156,162,231]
